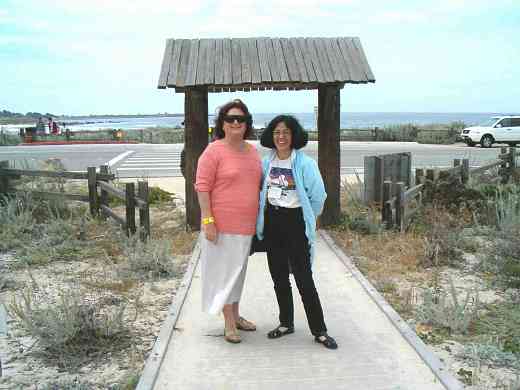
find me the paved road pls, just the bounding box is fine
[0,142,501,178]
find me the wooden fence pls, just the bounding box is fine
[381,146,519,232]
[0,162,150,240]
[364,152,412,204]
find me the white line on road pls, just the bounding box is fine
[117,167,182,171]
[107,151,134,167]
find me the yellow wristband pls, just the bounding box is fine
[202,216,214,225]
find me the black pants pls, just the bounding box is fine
[264,203,327,337]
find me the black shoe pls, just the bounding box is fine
[314,334,338,349]
[267,325,294,339]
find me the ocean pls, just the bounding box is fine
[2,112,515,132]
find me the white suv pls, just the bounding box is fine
[461,116,520,148]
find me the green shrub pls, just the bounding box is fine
[118,230,178,279]
[458,343,520,370]
[38,379,93,390]
[0,194,38,250]
[474,298,520,355]
[7,286,135,358]
[416,277,479,334]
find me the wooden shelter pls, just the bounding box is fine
[158,37,375,229]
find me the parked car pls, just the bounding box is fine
[460,116,520,148]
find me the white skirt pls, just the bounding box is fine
[200,233,253,315]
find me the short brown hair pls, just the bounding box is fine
[213,99,253,140]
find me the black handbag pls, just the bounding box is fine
[250,235,267,255]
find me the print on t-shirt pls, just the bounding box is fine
[269,167,295,198]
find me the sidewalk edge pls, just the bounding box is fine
[320,230,464,390]
[136,235,201,390]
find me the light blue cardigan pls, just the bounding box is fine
[256,149,327,263]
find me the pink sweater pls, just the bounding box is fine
[195,140,262,235]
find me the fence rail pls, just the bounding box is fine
[0,161,150,240]
[381,146,518,232]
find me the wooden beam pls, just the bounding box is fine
[185,87,209,230]
[318,84,341,226]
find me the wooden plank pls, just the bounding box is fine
[184,39,200,87]
[257,38,272,82]
[0,161,9,194]
[352,37,375,81]
[166,39,182,87]
[312,38,334,82]
[125,182,136,235]
[195,39,208,85]
[175,39,191,87]
[98,181,126,200]
[344,38,367,82]
[272,38,289,81]
[231,38,242,84]
[205,39,216,85]
[249,38,262,85]
[239,38,251,85]
[331,38,352,81]
[325,38,348,81]
[222,38,232,85]
[289,38,309,82]
[404,183,424,200]
[100,205,126,227]
[295,38,317,82]
[214,39,224,85]
[7,190,89,202]
[337,37,363,82]
[0,168,112,180]
[280,38,300,81]
[304,38,326,83]
[382,181,393,228]
[469,160,502,175]
[158,39,174,88]
[363,156,375,204]
[265,38,281,82]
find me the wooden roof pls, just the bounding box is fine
[158,37,375,92]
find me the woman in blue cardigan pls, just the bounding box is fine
[256,115,337,350]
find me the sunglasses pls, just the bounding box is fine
[223,115,248,124]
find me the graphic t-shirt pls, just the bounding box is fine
[267,156,301,208]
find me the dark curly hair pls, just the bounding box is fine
[213,99,253,140]
[260,115,308,150]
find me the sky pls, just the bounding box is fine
[1,0,519,116]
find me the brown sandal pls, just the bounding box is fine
[236,316,256,331]
[224,327,241,344]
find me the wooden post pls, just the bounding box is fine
[500,146,508,184]
[318,84,341,226]
[374,156,384,204]
[462,159,469,184]
[415,168,424,185]
[509,147,516,170]
[138,181,150,241]
[426,169,435,182]
[382,180,393,228]
[185,87,209,230]
[98,165,109,220]
[0,161,9,195]
[87,167,98,216]
[395,182,405,231]
[125,182,136,236]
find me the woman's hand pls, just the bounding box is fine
[202,222,217,243]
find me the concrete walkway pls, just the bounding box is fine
[137,230,463,390]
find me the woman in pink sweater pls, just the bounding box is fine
[195,99,262,344]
